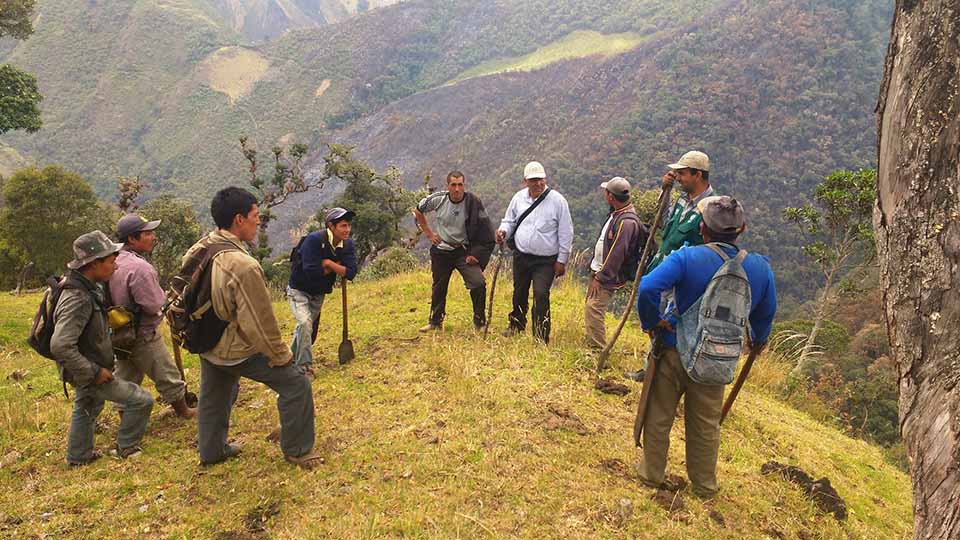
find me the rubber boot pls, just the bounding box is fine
[171,397,197,419]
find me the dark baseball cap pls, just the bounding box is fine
[325,207,355,224]
[117,213,161,241]
[697,196,745,235]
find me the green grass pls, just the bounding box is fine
[447,30,648,85]
[0,270,911,538]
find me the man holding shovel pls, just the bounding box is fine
[288,207,358,379]
[634,196,776,498]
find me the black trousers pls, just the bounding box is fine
[508,251,558,343]
[198,354,315,464]
[429,246,487,327]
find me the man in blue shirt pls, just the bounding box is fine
[635,196,777,498]
[287,208,358,380]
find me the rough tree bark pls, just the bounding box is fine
[875,1,960,538]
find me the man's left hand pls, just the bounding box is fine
[587,278,601,299]
[465,255,479,265]
[554,262,566,277]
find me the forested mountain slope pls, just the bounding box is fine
[0,0,891,301]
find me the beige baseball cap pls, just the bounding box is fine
[523,161,547,180]
[668,150,710,171]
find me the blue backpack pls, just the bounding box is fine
[675,244,752,385]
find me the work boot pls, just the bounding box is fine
[200,443,242,466]
[418,323,442,333]
[111,444,142,460]
[285,452,324,470]
[171,397,197,419]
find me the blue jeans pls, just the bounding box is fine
[67,378,154,464]
[287,286,325,369]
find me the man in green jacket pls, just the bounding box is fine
[647,151,715,271]
[625,151,714,382]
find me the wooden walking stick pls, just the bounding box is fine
[633,334,661,446]
[597,182,673,371]
[484,246,504,339]
[720,346,762,424]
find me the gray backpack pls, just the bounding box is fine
[675,243,752,385]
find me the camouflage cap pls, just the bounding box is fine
[67,230,124,270]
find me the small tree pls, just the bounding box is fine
[0,166,101,289]
[138,195,202,286]
[0,0,42,135]
[784,169,876,376]
[116,175,146,214]
[323,144,425,265]
[240,136,323,261]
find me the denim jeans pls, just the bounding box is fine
[287,286,326,369]
[67,378,154,464]
[198,354,315,464]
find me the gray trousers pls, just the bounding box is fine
[67,378,154,463]
[287,287,326,369]
[114,331,186,408]
[198,354,315,464]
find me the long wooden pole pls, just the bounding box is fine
[597,183,673,371]
[483,246,504,338]
[720,347,762,424]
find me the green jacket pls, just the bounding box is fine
[647,188,714,272]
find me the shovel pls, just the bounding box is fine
[338,278,355,364]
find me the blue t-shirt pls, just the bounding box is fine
[636,243,777,349]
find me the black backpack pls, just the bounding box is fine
[621,215,656,282]
[28,275,100,396]
[166,242,236,354]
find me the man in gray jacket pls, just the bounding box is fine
[52,230,155,465]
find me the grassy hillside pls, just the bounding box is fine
[0,270,911,538]
[447,30,648,85]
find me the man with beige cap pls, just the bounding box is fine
[496,161,574,344]
[584,177,649,350]
[647,150,715,271]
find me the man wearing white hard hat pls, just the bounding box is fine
[495,161,574,344]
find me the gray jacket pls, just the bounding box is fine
[50,271,115,387]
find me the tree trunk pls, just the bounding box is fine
[14,261,34,295]
[875,2,960,538]
[794,269,835,377]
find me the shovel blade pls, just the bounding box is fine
[338,339,355,364]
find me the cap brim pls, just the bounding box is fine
[667,162,685,169]
[524,173,546,180]
[599,182,609,189]
[141,219,161,231]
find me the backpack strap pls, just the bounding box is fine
[704,243,731,261]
